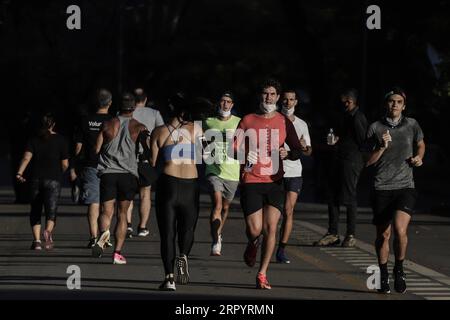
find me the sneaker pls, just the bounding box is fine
[113,252,127,264]
[87,238,96,248]
[43,230,54,250]
[256,272,272,289]
[210,234,222,256]
[159,277,176,291]
[276,247,290,264]
[104,238,113,248]
[377,273,391,294]
[313,233,340,246]
[92,230,110,258]
[393,268,407,293]
[30,240,42,250]
[341,234,356,247]
[244,235,262,267]
[137,227,150,237]
[126,226,133,238]
[176,255,189,285]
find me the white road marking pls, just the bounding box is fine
[414,292,450,296]
[407,287,450,291]
[300,221,450,287]
[404,282,442,286]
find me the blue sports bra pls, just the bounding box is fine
[162,124,196,161]
[162,143,195,161]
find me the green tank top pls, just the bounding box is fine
[203,115,241,181]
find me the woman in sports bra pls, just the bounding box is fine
[150,92,212,291]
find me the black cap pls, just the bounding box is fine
[220,92,234,101]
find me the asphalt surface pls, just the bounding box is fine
[1,188,449,303]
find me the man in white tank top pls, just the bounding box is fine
[277,89,312,263]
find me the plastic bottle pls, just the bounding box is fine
[327,128,335,145]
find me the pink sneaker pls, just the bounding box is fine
[113,252,127,265]
[256,272,272,290]
[43,230,54,250]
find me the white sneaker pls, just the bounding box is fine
[126,227,133,238]
[138,228,150,237]
[92,230,110,258]
[211,234,222,256]
[159,277,176,291]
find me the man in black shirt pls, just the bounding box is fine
[71,89,113,248]
[315,89,368,247]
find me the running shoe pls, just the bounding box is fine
[30,240,42,251]
[377,273,391,294]
[87,238,96,248]
[92,230,110,258]
[43,230,54,250]
[276,247,290,264]
[256,272,272,290]
[104,238,113,248]
[176,254,189,285]
[393,268,407,293]
[341,234,356,247]
[210,234,222,256]
[126,226,133,238]
[243,235,261,267]
[137,227,150,237]
[113,252,127,265]
[313,233,340,246]
[159,277,176,291]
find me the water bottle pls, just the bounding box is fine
[327,128,335,145]
[244,161,254,172]
[244,150,257,172]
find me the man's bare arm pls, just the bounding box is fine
[95,128,104,154]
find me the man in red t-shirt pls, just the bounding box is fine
[234,79,303,289]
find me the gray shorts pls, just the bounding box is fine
[206,175,239,202]
[80,167,100,204]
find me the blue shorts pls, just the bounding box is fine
[80,167,100,204]
[283,177,303,194]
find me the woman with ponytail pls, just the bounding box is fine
[16,112,69,250]
[150,92,213,291]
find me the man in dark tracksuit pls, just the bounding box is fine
[315,89,368,247]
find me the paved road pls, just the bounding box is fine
[0,189,449,302]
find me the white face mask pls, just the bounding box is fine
[260,102,277,114]
[218,108,231,118]
[281,106,295,116]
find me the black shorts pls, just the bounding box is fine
[372,188,417,225]
[138,162,158,188]
[283,177,303,194]
[100,173,138,202]
[240,181,284,217]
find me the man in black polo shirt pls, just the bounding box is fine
[366,87,425,294]
[71,89,113,247]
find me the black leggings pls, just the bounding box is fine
[155,174,199,275]
[29,179,61,227]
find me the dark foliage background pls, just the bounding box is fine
[1,0,449,205]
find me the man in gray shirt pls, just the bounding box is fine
[92,93,147,264]
[366,87,425,294]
